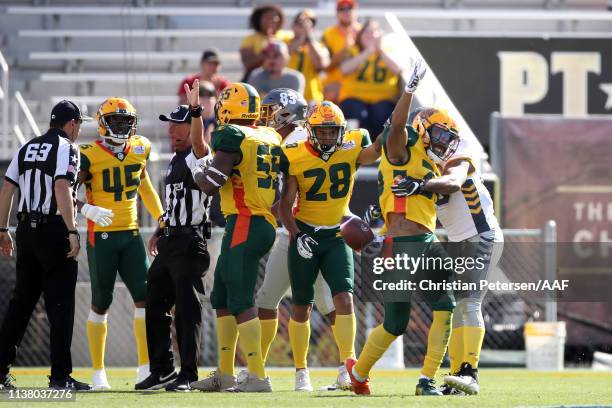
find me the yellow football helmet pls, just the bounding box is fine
[305,101,346,158]
[97,97,137,144]
[215,82,260,124]
[411,107,459,163]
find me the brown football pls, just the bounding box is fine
[341,217,375,251]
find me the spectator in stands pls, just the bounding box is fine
[287,9,329,103]
[321,0,362,102]
[178,49,229,104]
[247,40,305,97]
[338,19,402,139]
[240,4,293,82]
[199,80,217,145]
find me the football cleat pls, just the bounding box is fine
[236,369,249,385]
[0,374,16,390]
[48,376,92,391]
[136,363,150,384]
[92,369,111,390]
[444,362,479,395]
[165,376,192,392]
[294,369,313,392]
[320,364,353,391]
[439,383,465,395]
[225,374,272,393]
[415,377,443,396]
[191,370,236,392]
[345,358,370,395]
[134,370,177,391]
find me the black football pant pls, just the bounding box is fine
[0,221,77,380]
[146,232,209,382]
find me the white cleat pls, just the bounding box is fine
[191,370,237,392]
[294,369,313,392]
[444,374,479,395]
[136,363,150,384]
[236,369,249,385]
[92,369,111,390]
[319,364,352,391]
[226,373,272,393]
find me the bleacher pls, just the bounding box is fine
[0,0,610,152]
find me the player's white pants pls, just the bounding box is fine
[452,228,504,328]
[256,229,336,316]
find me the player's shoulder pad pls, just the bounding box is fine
[78,143,93,152]
[130,135,151,155]
[211,124,245,153]
[341,128,371,150]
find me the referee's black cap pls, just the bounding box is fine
[159,105,191,124]
[50,100,93,123]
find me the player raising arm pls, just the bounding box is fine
[189,83,281,393]
[392,123,504,396]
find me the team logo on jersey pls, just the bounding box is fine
[134,145,146,155]
[117,152,125,160]
[339,140,355,150]
[101,232,108,240]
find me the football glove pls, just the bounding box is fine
[363,204,382,227]
[295,231,318,259]
[391,176,424,197]
[190,155,212,180]
[404,59,427,94]
[81,203,114,227]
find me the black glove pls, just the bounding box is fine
[391,176,424,197]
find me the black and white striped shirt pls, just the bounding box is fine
[4,129,79,215]
[163,148,211,227]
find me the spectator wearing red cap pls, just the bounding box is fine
[288,9,329,103]
[247,40,305,97]
[338,19,402,139]
[321,0,362,102]
[177,49,229,104]
[240,4,294,82]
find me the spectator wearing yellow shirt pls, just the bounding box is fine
[339,19,402,139]
[321,0,362,102]
[240,4,294,81]
[287,9,329,103]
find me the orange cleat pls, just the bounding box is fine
[345,358,370,395]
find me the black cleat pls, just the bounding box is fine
[165,376,192,392]
[48,376,92,391]
[0,374,16,390]
[135,371,178,391]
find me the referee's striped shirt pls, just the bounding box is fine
[4,129,79,215]
[163,148,211,227]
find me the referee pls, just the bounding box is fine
[0,100,92,390]
[135,83,211,392]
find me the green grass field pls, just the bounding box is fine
[5,367,612,408]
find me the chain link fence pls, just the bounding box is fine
[0,223,552,369]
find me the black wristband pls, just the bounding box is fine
[68,230,79,235]
[190,105,203,118]
[0,227,8,233]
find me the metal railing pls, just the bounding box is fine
[13,91,41,146]
[0,50,8,158]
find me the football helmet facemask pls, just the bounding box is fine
[97,97,137,144]
[305,101,346,158]
[411,107,459,163]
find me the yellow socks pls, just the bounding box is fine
[288,319,310,369]
[133,308,149,367]
[237,318,266,379]
[448,326,465,374]
[260,318,278,364]
[421,311,452,378]
[354,324,397,379]
[334,313,356,361]
[86,311,107,370]
[463,326,485,368]
[217,316,238,376]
